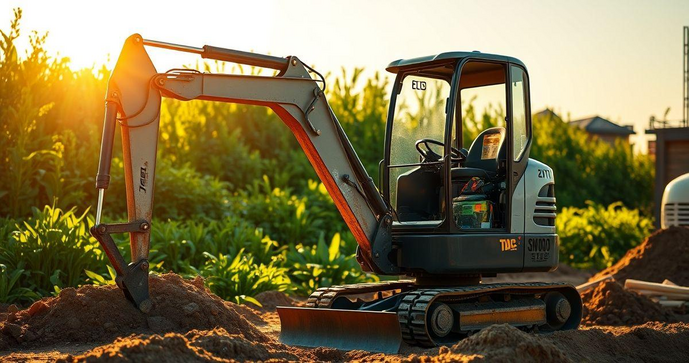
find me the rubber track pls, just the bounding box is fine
[306,281,414,308]
[397,282,574,347]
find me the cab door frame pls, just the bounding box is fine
[444,58,532,235]
[383,65,457,233]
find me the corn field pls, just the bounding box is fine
[0,9,655,306]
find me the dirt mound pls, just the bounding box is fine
[548,322,689,363]
[592,226,689,286]
[443,324,570,362]
[65,324,569,363]
[348,324,570,363]
[62,329,290,362]
[6,322,689,362]
[0,273,267,349]
[581,280,677,326]
[62,328,343,363]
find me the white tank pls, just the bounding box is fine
[661,173,689,228]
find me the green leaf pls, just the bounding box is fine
[241,295,263,307]
[84,269,106,284]
[328,233,341,262]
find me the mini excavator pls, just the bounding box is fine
[90,34,582,353]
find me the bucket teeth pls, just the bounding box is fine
[277,307,403,354]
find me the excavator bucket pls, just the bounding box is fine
[277,307,403,353]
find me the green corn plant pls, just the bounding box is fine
[143,217,284,273]
[196,249,291,306]
[0,263,40,304]
[286,232,377,296]
[232,176,342,247]
[84,265,117,286]
[0,10,106,218]
[2,204,105,297]
[207,218,284,266]
[107,158,233,221]
[148,220,204,271]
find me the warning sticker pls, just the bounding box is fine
[481,133,501,160]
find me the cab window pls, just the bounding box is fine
[510,66,529,160]
[389,74,450,223]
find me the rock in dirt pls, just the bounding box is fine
[581,280,677,326]
[591,226,689,286]
[27,301,49,317]
[1,323,23,341]
[0,273,267,349]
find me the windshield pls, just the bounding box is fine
[389,74,451,215]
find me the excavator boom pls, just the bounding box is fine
[91,34,397,311]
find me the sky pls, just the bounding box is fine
[2,0,688,152]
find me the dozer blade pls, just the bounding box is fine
[277,307,402,353]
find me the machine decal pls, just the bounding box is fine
[411,80,427,90]
[481,133,501,160]
[499,237,519,251]
[139,161,149,193]
[537,169,552,179]
[527,237,552,262]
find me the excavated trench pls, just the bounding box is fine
[2,227,688,362]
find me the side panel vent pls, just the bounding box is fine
[534,183,556,227]
[663,203,689,227]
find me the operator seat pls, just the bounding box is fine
[451,127,506,181]
[452,127,506,229]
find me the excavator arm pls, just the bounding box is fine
[90,34,397,311]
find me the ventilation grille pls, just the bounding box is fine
[533,184,556,227]
[663,203,689,227]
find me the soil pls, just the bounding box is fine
[5,322,688,362]
[581,280,677,326]
[57,328,340,363]
[0,273,267,350]
[2,273,688,362]
[2,228,689,362]
[591,226,689,285]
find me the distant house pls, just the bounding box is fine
[533,108,561,121]
[569,116,635,146]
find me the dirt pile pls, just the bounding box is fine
[345,325,570,363]
[10,323,689,363]
[548,322,689,363]
[408,324,570,363]
[592,226,689,286]
[581,280,677,326]
[0,273,267,349]
[63,324,569,363]
[62,328,343,363]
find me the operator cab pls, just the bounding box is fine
[383,52,531,234]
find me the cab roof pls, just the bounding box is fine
[385,51,526,74]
